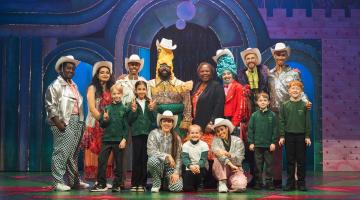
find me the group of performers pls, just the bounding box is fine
[45,38,312,193]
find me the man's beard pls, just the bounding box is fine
[159,69,171,81]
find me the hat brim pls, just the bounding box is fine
[213,119,235,134]
[156,39,177,50]
[212,49,234,63]
[240,48,262,66]
[124,58,144,72]
[157,113,178,129]
[271,46,291,57]
[92,61,113,77]
[55,57,80,73]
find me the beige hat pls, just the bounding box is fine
[156,38,177,50]
[55,55,80,73]
[124,54,144,72]
[213,118,235,134]
[240,48,262,66]
[271,42,291,56]
[92,61,113,77]
[157,110,178,129]
[212,48,234,63]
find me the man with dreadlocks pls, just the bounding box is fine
[148,38,193,138]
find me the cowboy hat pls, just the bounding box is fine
[92,61,113,77]
[124,54,144,72]
[55,55,80,73]
[157,110,178,129]
[213,118,235,134]
[271,42,291,56]
[240,47,262,66]
[212,48,234,63]
[156,38,177,50]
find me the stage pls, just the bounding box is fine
[0,172,359,199]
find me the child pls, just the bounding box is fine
[181,124,209,192]
[279,80,311,191]
[90,83,129,192]
[128,81,156,192]
[247,92,277,190]
[212,118,247,193]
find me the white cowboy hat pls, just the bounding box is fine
[157,110,178,129]
[156,38,177,50]
[55,55,80,73]
[271,42,291,56]
[213,118,235,134]
[92,61,113,77]
[240,47,262,66]
[212,48,234,63]
[124,54,144,72]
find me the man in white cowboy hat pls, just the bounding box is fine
[148,38,193,138]
[147,110,183,192]
[211,118,247,192]
[268,42,311,188]
[45,55,89,191]
[116,54,151,105]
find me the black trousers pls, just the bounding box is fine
[97,141,124,187]
[182,165,206,191]
[254,147,274,185]
[131,135,148,187]
[285,133,306,187]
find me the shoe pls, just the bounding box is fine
[151,187,160,193]
[79,181,90,189]
[55,183,71,191]
[253,183,262,190]
[130,186,138,192]
[283,185,295,191]
[106,183,112,189]
[90,183,108,192]
[137,186,146,192]
[112,186,121,192]
[298,185,308,191]
[218,180,228,193]
[266,183,275,190]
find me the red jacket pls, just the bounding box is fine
[224,81,250,126]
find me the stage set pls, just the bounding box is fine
[0,0,360,199]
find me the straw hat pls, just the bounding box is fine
[156,38,177,50]
[54,55,80,73]
[240,48,262,66]
[92,61,113,77]
[213,118,235,134]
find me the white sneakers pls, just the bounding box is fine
[79,181,90,189]
[151,187,160,193]
[218,180,229,193]
[55,183,71,191]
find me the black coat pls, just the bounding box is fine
[192,80,225,131]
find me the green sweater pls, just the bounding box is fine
[100,102,129,142]
[279,100,311,138]
[247,109,278,147]
[128,101,156,136]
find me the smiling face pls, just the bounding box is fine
[288,85,302,100]
[60,62,76,81]
[245,53,258,70]
[188,125,202,142]
[135,83,147,100]
[158,63,171,80]
[98,66,111,83]
[128,62,141,75]
[198,63,213,82]
[273,51,288,66]
[215,125,229,140]
[257,95,270,110]
[160,118,174,133]
[222,70,234,85]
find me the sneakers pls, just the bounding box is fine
[112,186,121,192]
[55,183,71,191]
[137,186,146,192]
[130,186,138,192]
[79,181,90,189]
[151,187,160,193]
[90,183,108,192]
[218,180,228,193]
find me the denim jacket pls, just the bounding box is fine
[45,76,84,125]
